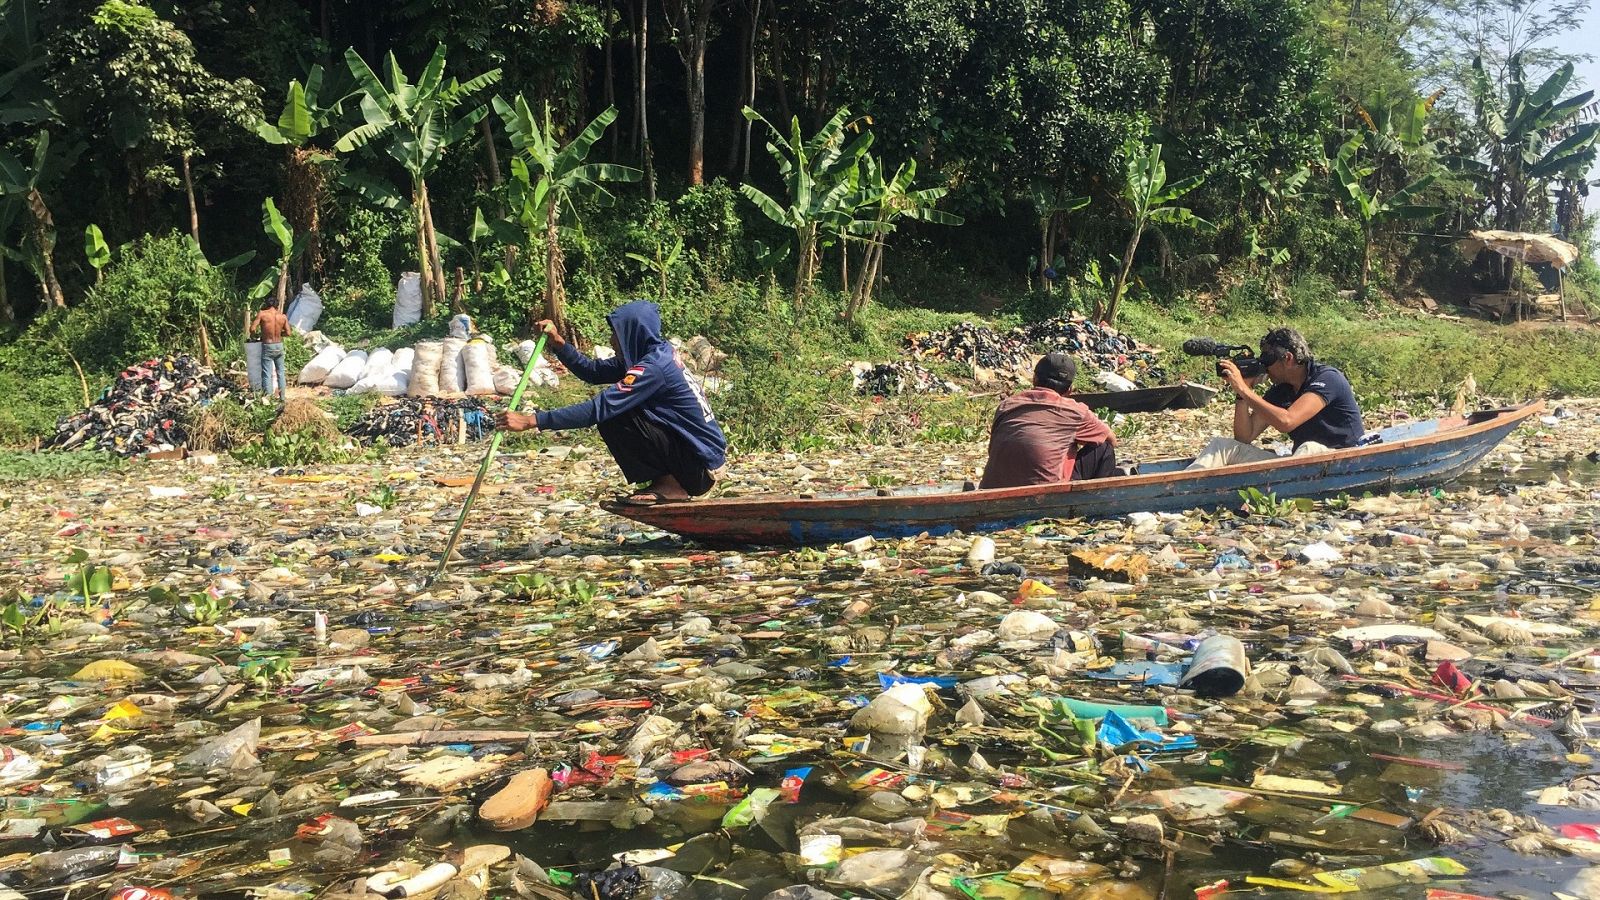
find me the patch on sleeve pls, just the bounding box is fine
[617,365,646,392]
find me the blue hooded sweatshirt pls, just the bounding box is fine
[535,301,727,471]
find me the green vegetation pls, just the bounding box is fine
[0,0,1598,457]
[0,449,122,481]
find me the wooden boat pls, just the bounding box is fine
[1073,382,1217,414]
[603,402,1543,546]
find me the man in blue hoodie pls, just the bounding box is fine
[495,301,727,504]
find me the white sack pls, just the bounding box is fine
[463,340,498,395]
[298,343,346,385]
[375,348,415,396]
[438,338,467,394]
[324,350,369,389]
[244,342,263,391]
[350,348,395,395]
[286,284,323,333]
[393,272,422,328]
[409,342,443,397]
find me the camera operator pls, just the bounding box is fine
[1189,328,1364,469]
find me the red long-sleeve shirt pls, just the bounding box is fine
[979,387,1114,489]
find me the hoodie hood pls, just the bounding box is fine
[607,300,667,367]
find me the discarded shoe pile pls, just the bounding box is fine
[43,356,235,456]
[343,396,493,447]
[904,316,1168,385]
[852,361,962,397]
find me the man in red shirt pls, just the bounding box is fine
[979,352,1116,489]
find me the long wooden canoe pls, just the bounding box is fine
[603,402,1543,546]
[1073,382,1218,414]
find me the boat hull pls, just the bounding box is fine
[604,403,1542,546]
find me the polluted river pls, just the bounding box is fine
[4,399,1600,900]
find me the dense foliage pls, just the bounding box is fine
[1,0,1597,447]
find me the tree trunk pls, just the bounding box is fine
[603,1,616,154]
[0,253,12,324]
[27,189,65,309]
[421,181,446,315]
[725,0,751,175]
[480,118,503,193]
[320,0,331,46]
[794,226,817,307]
[684,0,713,186]
[541,199,567,333]
[452,266,466,314]
[1107,221,1143,324]
[742,0,760,180]
[413,183,436,316]
[770,4,792,127]
[1357,223,1373,300]
[1037,218,1051,293]
[181,152,201,250]
[630,0,643,156]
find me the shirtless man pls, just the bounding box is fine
[250,298,290,401]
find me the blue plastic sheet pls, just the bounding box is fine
[878,673,960,690]
[1097,710,1197,753]
[1085,661,1184,687]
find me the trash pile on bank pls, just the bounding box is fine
[877,316,1169,395]
[345,397,495,447]
[3,400,1599,897]
[42,355,236,456]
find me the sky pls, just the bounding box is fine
[1550,2,1600,213]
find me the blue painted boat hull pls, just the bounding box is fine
[604,402,1542,546]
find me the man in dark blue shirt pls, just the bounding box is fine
[1221,327,1364,450]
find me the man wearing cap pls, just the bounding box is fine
[978,352,1116,489]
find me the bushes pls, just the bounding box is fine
[48,233,236,373]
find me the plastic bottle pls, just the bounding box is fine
[966,536,996,568]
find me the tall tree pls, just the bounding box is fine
[48,0,258,248]
[494,95,640,333]
[1330,137,1443,299]
[0,131,82,309]
[664,0,730,186]
[335,44,501,317]
[1105,138,1209,324]
[842,155,962,320]
[255,64,349,284]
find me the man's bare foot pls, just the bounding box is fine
[647,474,691,501]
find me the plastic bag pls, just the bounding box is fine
[351,348,395,394]
[493,364,522,395]
[449,314,475,339]
[851,683,932,736]
[286,283,323,333]
[298,343,346,385]
[463,340,497,395]
[439,338,467,394]
[393,272,422,328]
[1094,371,1138,392]
[178,718,262,770]
[324,350,369,389]
[376,348,414,396]
[409,342,443,397]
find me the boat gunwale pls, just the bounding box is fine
[601,400,1544,518]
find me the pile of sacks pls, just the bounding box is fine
[297,317,558,398]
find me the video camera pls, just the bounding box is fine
[1182,337,1265,379]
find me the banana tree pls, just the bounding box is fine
[84,224,110,284]
[256,64,349,283]
[1105,138,1210,324]
[1470,54,1598,286]
[842,156,962,321]
[1029,182,1090,293]
[626,236,684,301]
[493,96,640,333]
[1330,137,1442,300]
[740,106,873,306]
[335,45,501,317]
[0,130,81,309]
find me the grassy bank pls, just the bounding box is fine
[4,286,1599,458]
